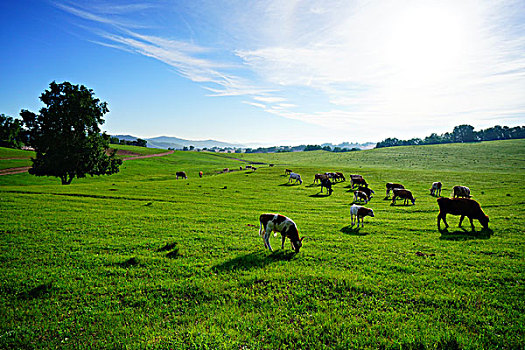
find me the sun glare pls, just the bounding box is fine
[385,4,467,83]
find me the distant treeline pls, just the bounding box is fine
[109,136,147,147]
[244,144,360,153]
[376,124,525,149]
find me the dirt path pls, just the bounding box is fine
[0,150,175,176]
[0,166,31,175]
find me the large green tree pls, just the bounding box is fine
[20,81,122,185]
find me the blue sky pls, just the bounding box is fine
[1,0,524,145]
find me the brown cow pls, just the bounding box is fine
[350,175,368,188]
[314,173,329,184]
[391,189,415,205]
[437,197,489,231]
[176,171,187,179]
[386,182,404,197]
[350,204,374,227]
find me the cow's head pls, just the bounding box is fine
[479,215,489,229]
[368,209,375,217]
[291,237,304,253]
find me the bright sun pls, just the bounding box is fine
[385,4,467,83]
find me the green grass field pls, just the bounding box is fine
[1,140,524,349]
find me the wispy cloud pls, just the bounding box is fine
[56,0,525,140]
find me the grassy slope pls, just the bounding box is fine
[0,140,524,349]
[0,145,169,171]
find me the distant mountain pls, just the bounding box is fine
[111,135,376,150]
[320,142,377,150]
[112,135,244,149]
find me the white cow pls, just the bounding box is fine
[350,204,374,227]
[430,182,442,196]
[288,172,303,184]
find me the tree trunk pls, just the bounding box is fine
[61,174,73,185]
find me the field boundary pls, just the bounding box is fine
[0,150,175,176]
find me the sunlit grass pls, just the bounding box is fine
[0,140,524,349]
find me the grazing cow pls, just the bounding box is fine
[325,172,336,180]
[314,173,330,184]
[391,188,416,205]
[246,165,253,169]
[335,172,346,182]
[358,186,375,200]
[199,171,203,178]
[386,183,405,197]
[285,169,293,175]
[259,214,304,252]
[176,171,187,179]
[353,190,369,204]
[251,167,257,171]
[437,197,489,231]
[320,177,333,195]
[430,182,442,196]
[453,185,471,198]
[350,175,367,188]
[288,172,303,184]
[223,168,230,173]
[269,164,274,167]
[350,204,374,227]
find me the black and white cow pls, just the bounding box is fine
[453,185,471,198]
[259,214,304,252]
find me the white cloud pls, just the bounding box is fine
[57,0,525,141]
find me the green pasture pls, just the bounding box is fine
[0,140,524,349]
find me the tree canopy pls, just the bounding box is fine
[0,114,25,148]
[20,81,122,184]
[376,124,525,148]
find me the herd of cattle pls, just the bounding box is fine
[174,166,489,254]
[258,169,490,253]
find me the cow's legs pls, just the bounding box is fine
[437,213,448,230]
[281,235,286,249]
[459,215,465,227]
[264,232,272,251]
[469,217,475,231]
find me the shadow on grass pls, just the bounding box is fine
[117,257,141,268]
[309,193,331,198]
[439,227,493,241]
[19,282,53,299]
[340,225,369,236]
[212,250,297,273]
[279,182,301,186]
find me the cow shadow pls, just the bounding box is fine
[212,250,297,273]
[309,192,331,198]
[340,225,369,236]
[439,227,493,241]
[279,182,301,186]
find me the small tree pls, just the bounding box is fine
[0,114,25,148]
[21,81,122,185]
